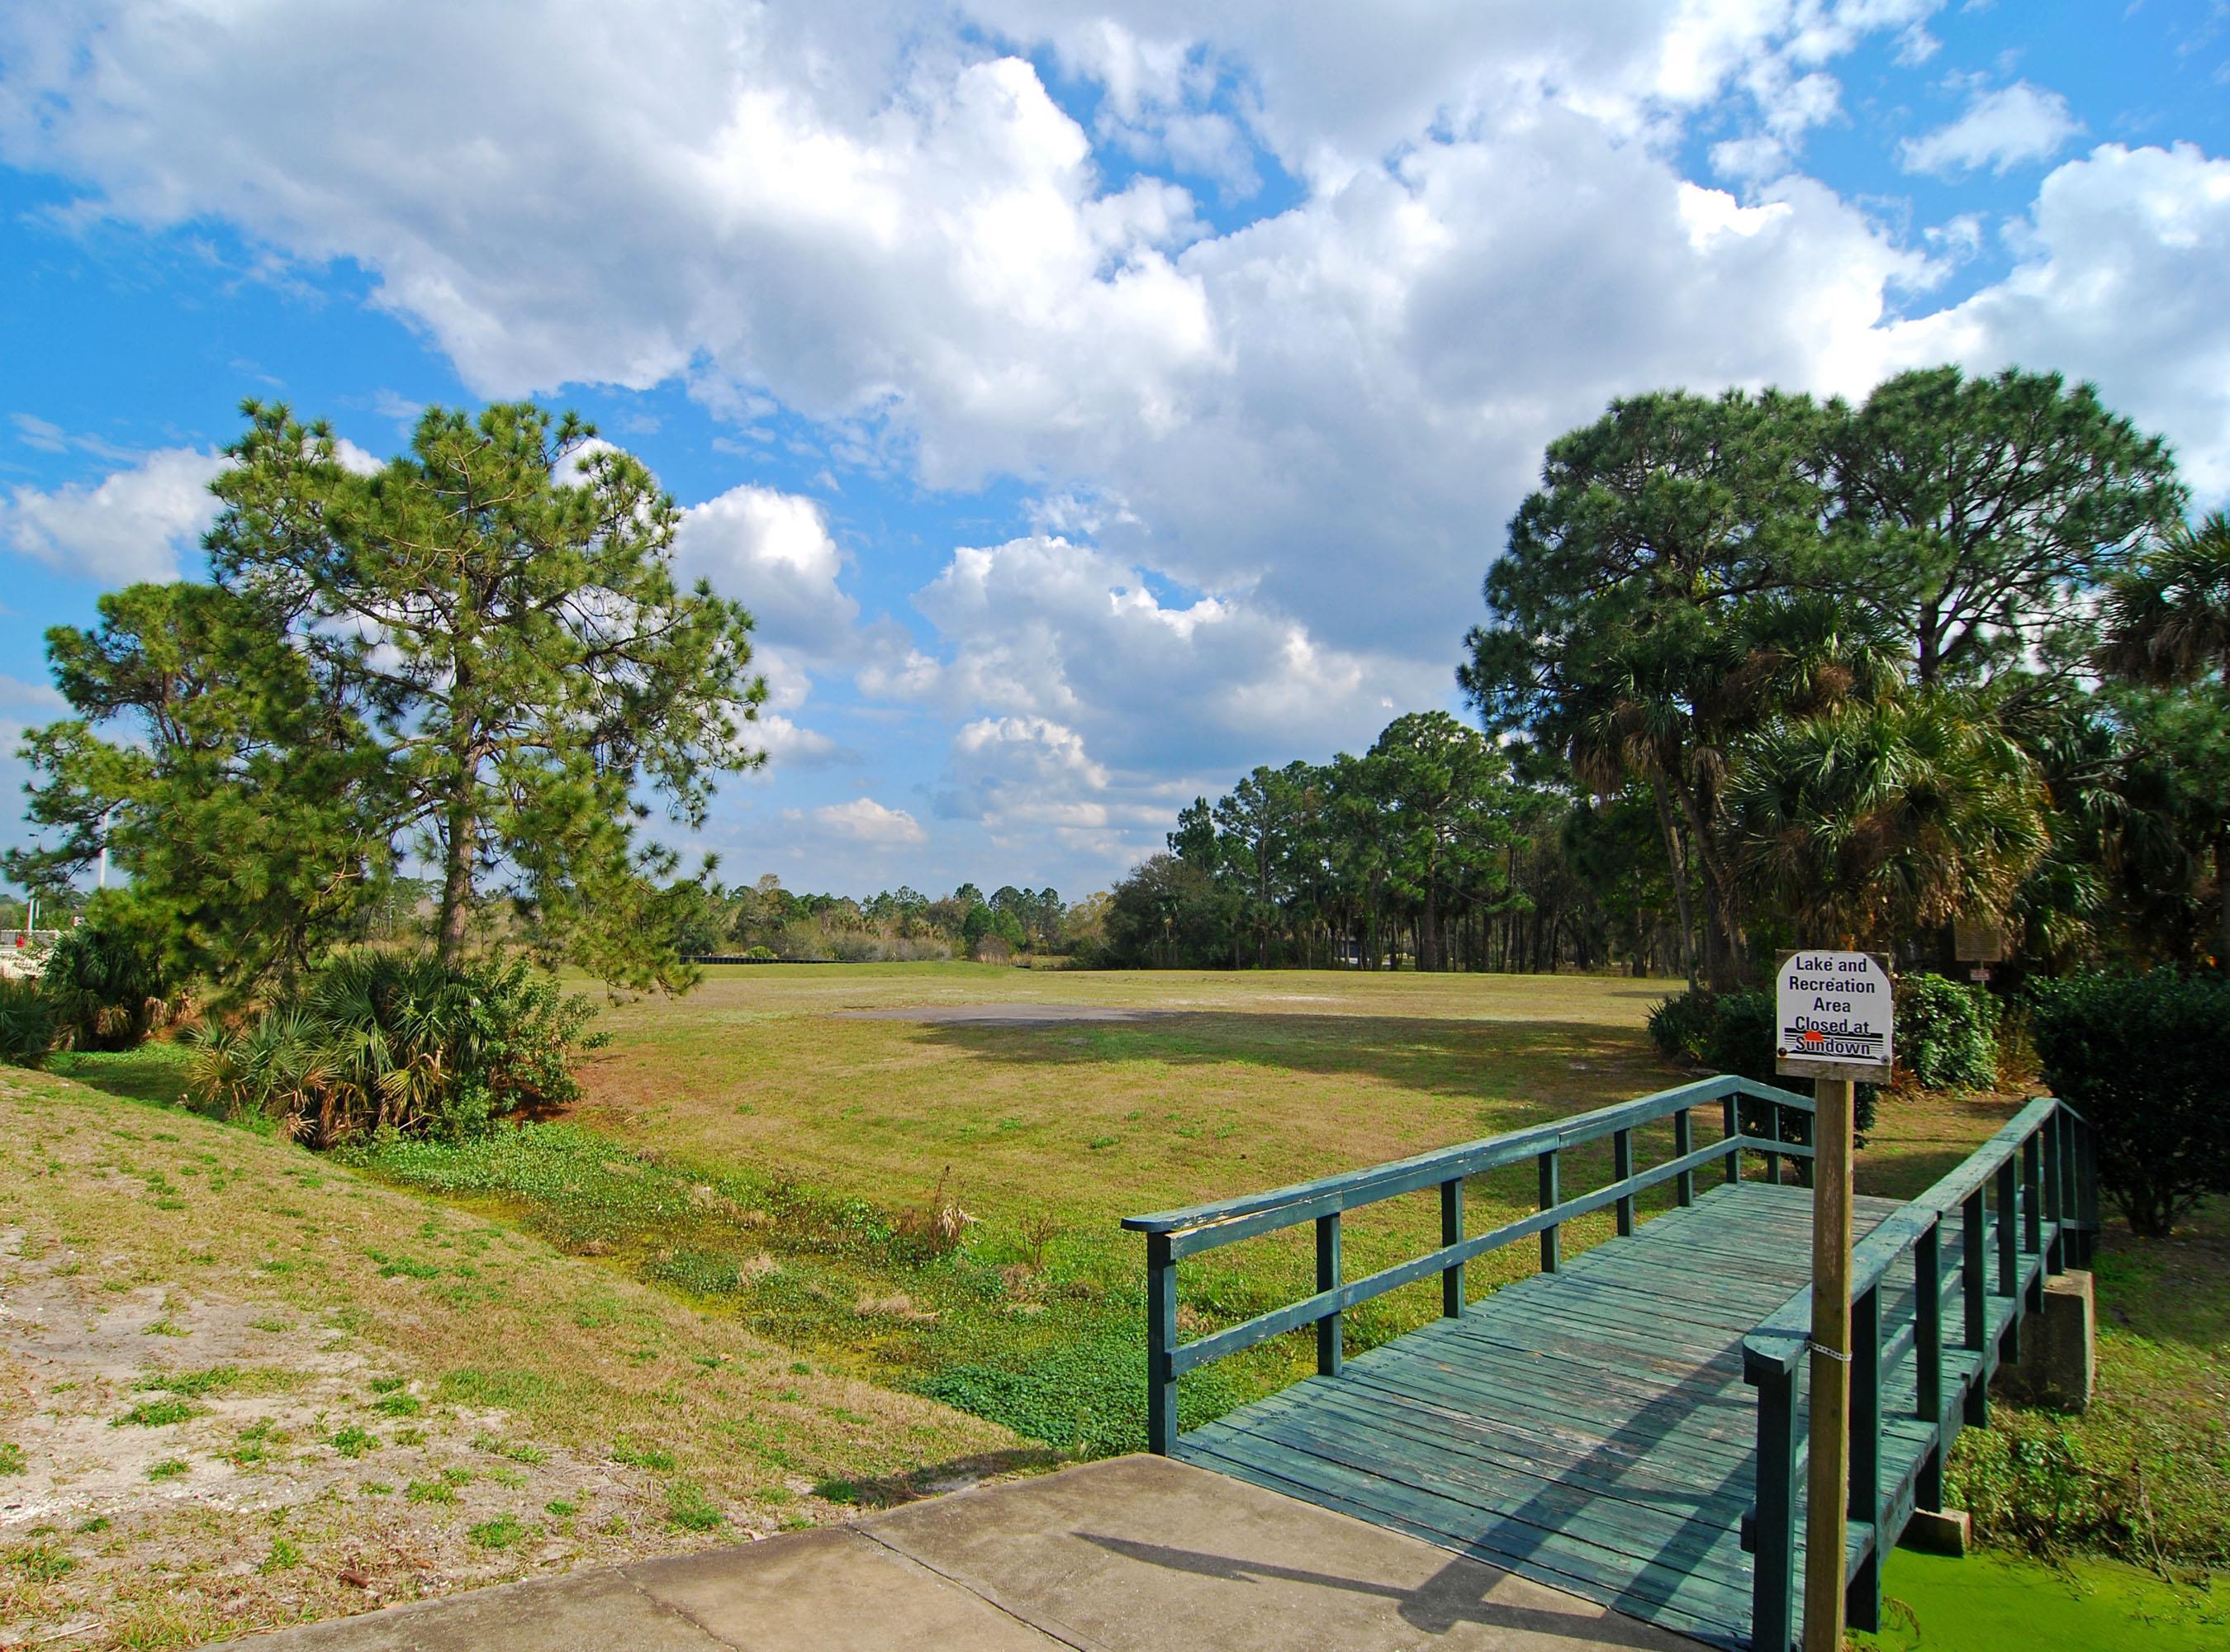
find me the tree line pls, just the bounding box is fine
[1105,367,2229,983]
[664,876,1092,961]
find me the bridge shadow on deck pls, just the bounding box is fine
[1174,1183,1901,1650]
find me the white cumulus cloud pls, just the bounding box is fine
[788,795,928,845]
[0,447,225,584]
[1900,81,2082,178]
[675,485,860,655]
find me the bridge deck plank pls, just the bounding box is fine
[1175,1183,1953,1650]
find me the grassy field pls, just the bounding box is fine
[14,961,2226,1646]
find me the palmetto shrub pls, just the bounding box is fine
[189,950,599,1147]
[0,977,55,1067]
[41,910,183,1052]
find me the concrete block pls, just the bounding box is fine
[625,1528,1060,1650]
[1994,1269,2095,1412]
[1899,1507,1971,1557]
[863,1453,1697,1651]
[215,1567,728,1650]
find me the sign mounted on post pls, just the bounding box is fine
[1776,951,1894,1083]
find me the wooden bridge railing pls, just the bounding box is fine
[1739,1096,2098,1652]
[1122,1072,1817,1455]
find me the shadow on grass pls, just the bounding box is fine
[45,1045,195,1109]
[818,1446,1072,1510]
[907,1011,1675,1117]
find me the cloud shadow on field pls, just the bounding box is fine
[900,1009,1674,1120]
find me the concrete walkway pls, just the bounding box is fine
[221,1455,1700,1651]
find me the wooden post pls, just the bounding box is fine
[1745,1348,1801,1652]
[1674,1108,1696,1207]
[1316,1213,1343,1377]
[1961,1189,1989,1427]
[1440,1176,1465,1317]
[1146,1232,1178,1455]
[2021,1132,2044,1311]
[2042,1112,2064,1274]
[1613,1127,1635,1237]
[1802,1075,1856,1652]
[1847,1281,1881,1634]
[1915,1221,1943,1511]
[1722,1094,1742,1184]
[1537,1150,1561,1273]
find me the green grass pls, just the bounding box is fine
[112,1398,196,1427]
[1943,1202,2229,1574]
[23,963,2228,1597]
[467,1515,526,1550]
[45,1042,198,1104]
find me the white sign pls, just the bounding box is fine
[1776,951,1894,1082]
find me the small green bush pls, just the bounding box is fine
[1896,973,1999,1092]
[2029,970,2230,1237]
[0,978,54,1067]
[1645,987,1719,1066]
[40,906,178,1052]
[1654,987,1878,1142]
[189,949,598,1146]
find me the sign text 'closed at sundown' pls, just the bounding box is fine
[1775,951,1894,1084]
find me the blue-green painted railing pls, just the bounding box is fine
[1122,1072,1817,1455]
[1739,1096,2098,1652]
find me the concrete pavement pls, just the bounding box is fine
[220,1455,1699,1651]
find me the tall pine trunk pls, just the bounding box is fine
[436,789,475,966]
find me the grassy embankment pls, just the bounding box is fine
[24,961,2227,1646]
[0,1057,1022,1650]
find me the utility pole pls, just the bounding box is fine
[97,802,117,890]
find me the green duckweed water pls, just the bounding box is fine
[1858,1550,2223,1651]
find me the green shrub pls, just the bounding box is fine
[1645,987,1718,1065]
[1896,973,1999,1092]
[1658,987,1878,1142]
[917,1325,1241,1457]
[40,907,179,1052]
[0,978,54,1067]
[2028,970,2230,1237]
[188,950,598,1147]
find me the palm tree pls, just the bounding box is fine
[1563,595,1901,985]
[1728,692,2051,950]
[2096,511,2230,685]
[2098,512,2230,960]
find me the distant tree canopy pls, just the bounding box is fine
[1112,365,2210,980]
[8,401,765,996]
[662,873,1086,962]
[1452,365,2203,983]
[1100,712,1529,971]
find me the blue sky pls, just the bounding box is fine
[3,2,2228,902]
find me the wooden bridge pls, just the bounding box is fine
[1123,1075,2098,1651]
